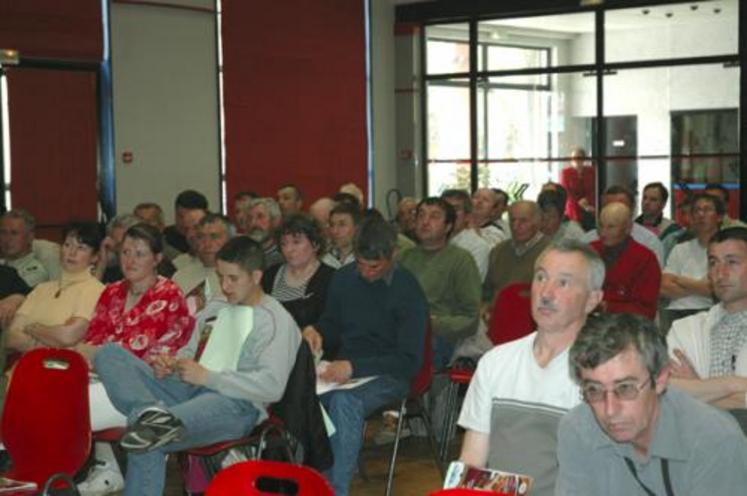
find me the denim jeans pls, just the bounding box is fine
[320,374,409,496]
[95,344,259,496]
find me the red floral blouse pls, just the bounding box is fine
[85,276,194,362]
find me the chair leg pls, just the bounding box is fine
[416,397,446,479]
[384,399,407,496]
[358,420,370,482]
[439,380,459,462]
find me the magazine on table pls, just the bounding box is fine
[443,461,533,495]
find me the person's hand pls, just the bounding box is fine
[152,354,177,379]
[176,358,209,386]
[319,360,353,384]
[670,349,700,380]
[302,326,323,355]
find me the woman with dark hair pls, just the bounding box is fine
[5,221,106,352]
[75,223,194,495]
[262,213,335,329]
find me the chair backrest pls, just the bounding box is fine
[431,489,511,496]
[488,282,534,346]
[409,318,433,397]
[205,460,333,495]
[1,348,91,485]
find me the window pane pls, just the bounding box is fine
[427,79,470,194]
[477,72,596,201]
[606,0,738,63]
[426,23,470,75]
[479,12,595,71]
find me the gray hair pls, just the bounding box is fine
[536,238,605,291]
[2,208,35,231]
[199,212,236,238]
[106,213,140,235]
[509,200,542,222]
[248,197,282,222]
[569,312,668,383]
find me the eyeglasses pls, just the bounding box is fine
[581,378,652,403]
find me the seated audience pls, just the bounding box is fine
[76,224,194,494]
[308,196,336,240]
[4,221,105,354]
[441,189,491,281]
[277,184,304,218]
[483,200,551,312]
[246,197,284,268]
[635,182,683,258]
[560,146,596,229]
[262,214,335,328]
[471,188,509,246]
[94,236,300,496]
[668,227,747,409]
[302,217,428,495]
[537,188,585,242]
[660,193,720,326]
[590,202,660,320]
[232,191,258,234]
[584,185,664,266]
[322,202,360,269]
[458,239,604,496]
[556,312,747,495]
[704,182,747,229]
[163,189,208,257]
[338,182,365,206]
[396,196,418,242]
[95,214,141,282]
[0,209,49,287]
[134,202,181,261]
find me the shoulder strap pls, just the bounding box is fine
[623,457,675,496]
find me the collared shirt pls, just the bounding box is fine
[1,251,49,288]
[556,388,747,495]
[512,231,545,257]
[709,309,747,377]
[321,248,354,270]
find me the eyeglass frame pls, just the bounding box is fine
[581,376,654,403]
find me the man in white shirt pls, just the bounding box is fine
[442,189,491,281]
[457,239,604,496]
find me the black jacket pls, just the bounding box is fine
[262,262,335,329]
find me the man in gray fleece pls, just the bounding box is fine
[95,236,301,496]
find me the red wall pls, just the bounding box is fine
[221,0,368,205]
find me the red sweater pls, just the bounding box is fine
[591,238,661,320]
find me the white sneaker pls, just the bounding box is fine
[77,460,125,495]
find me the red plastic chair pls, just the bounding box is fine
[205,460,333,495]
[439,283,534,462]
[430,489,494,495]
[1,348,91,493]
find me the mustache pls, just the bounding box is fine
[535,298,557,311]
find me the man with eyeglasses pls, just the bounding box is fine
[458,239,604,496]
[556,312,747,495]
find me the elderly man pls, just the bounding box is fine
[483,201,551,308]
[590,202,660,320]
[396,196,418,241]
[246,198,284,268]
[471,188,509,246]
[163,190,209,255]
[556,312,747,495]
[660,193,721,325]
[302,217,428,496]
[441,189,491,281]
[537,188,585,242]
[458,239,604,496]
[583,185,664,266]
[308,196,336,240]
[134,202,182,261]
[668,227,747,410]
[277,184,303,218]
[0,209,48,288]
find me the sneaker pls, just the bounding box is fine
[120,407,185,453]
[373,412,410,446]
[77,460,125,495]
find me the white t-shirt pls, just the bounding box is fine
[459,331,580,434]
[451,228,491,282]
[664,238,713,310]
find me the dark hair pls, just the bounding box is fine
[441,189,473,213]
[63,221,104,253]
[709,226,747,246]
[692,193,725,217]
[199,213,236,237]
[643,182,669,205]
[330,202,362,226]
[278,184,303,201]
[175,190,208,210]
[332,192,361,210]
[603,185,635,207]
[274,213,326,255]
[537,189,567,214]
[569,313,668,383]
[354,217,397,261]
[124,223,163,255]
[491,188,509,206]
[704,183,729,203]
[417,197,456,230]
[217,236,265,273]
[234,191,258,201]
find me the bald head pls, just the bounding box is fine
[509,200,542,243]
[599,202,632,247]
